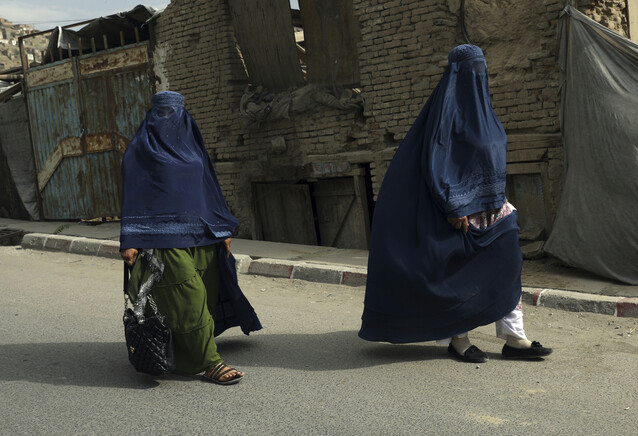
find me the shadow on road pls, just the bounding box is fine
[0,341,179,388]
[215,330,448,370]
[0,332,450,386]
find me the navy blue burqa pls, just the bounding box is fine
[121,91,261,336]
[120,91,238,250]
[359,45,522,343]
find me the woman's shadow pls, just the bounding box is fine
[0,342,163,389]
[215,330,447,371]
[0,332,446,387]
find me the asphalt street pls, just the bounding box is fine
[1,246,637,435]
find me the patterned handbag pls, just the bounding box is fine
[123,250,176,376]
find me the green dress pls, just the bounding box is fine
[127,244,223,375]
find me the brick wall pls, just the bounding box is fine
[578,0,629,35]
[153,0,627,243]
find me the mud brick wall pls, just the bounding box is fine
[153,0,628,242]
[577,0,629,35]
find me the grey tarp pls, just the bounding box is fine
[545,6,638,284]
[0,96,41,220]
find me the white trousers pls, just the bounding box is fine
[436,298,527,345]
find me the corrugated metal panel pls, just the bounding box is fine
[26,67,91,219]
[81,72,118,217]
[25,43,152,219]
[113,69,152,140]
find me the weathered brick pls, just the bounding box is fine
[150,0,625,240]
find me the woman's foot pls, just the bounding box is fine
[202,362,244,385]
[451,335,472,354]
[448,336,488,363]
[505,336,532,349]
[502,340,553,359]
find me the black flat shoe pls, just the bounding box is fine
[502,341,553,360]
[447,344,488,363]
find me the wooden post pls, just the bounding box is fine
[120,30,125,46]
[67,44,72,59]
[103,34,108,50]
[134,27,140,43]
[58,46,63,61]
[91,37,96,53]
[78,37,83,56]
[19,38,28,70]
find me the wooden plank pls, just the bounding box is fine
[353,174,371,247]
[59,137,83,157]
[36,137,84,191]
[25,61,74,88]
[253,183,317,245]
[85,133,113,153]
[312,177,369,249]
[507,133,562,151]
[79,44,148,75]
[0,82,22,103]
[229,0,304,90]
[37,145,63,191]
[306,150,374,164]
[506,162,542,175]
[506,148,547,163]
[299,0,361,86]
[19,38,28,71]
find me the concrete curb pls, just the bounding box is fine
[19,233,638,318]
[522,287,638,318]
[22,233,121,259]
[247,257,368,286]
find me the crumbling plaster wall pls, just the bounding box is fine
[152,0,627,241]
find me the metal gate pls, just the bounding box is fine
[24,43,153,219]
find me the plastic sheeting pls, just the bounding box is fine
[545,6,638,284]
[0,97,41,220]
[43,5,157,64]
[239,84,364,125]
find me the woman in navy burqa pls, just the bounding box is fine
[359,45,552,362]
[120,91,261,383]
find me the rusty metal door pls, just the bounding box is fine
[24,43,152,219]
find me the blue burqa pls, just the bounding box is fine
[120,91,238,250]
[359,45,522,343]
[120,91,261,336]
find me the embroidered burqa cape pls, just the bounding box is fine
[359,45,522,343]
[120,91,261,336]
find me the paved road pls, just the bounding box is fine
[1,246,637,435]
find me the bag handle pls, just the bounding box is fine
[123,249,166,323]
[123,262,130,296]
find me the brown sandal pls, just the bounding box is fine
[202,362,243,385]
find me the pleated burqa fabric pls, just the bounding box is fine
[120,91,238,251]
[359,45,522,343]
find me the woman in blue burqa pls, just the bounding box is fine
[120,91,261,383]
[359,45,552,362]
